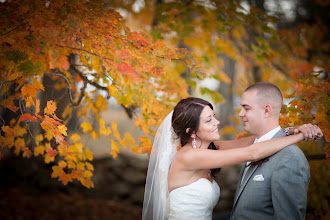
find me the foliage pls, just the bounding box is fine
[0,0,206,188]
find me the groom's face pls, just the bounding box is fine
[239,90,266,137]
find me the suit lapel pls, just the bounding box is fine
[233,163,258,208]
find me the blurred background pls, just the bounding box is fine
[0,0,329,219]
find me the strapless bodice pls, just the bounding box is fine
[168,178,220,220]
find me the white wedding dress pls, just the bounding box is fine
[168,178,220,220]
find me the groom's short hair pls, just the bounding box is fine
[245,82,283,115]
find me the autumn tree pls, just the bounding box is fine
[0,0,206,188]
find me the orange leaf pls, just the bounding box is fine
[32,77,44,91]
[2,125,14,137]
[115,49,133,60]
[51,166,63,178]
[19,113,37,122]
[44,100,57,115]
[59,55,70,70]
[35,99,40,114]
[46,148,58,157]
[117,63,139,82]
[3,104,19,112]
[21,84,38,98]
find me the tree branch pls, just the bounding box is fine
[44,71,86,106]
[0,22,27,37]
[306,154,327,161]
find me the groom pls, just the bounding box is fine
[229,82,311,220]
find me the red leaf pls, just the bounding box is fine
[20,145,32,154]
[46,148,58,157]
[117,63,139,82]
[59,55,70,70]
[19,113,37,122]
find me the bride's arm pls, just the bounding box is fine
[214,136,255,150]
[180,133,304,170]
[214,124,323,150]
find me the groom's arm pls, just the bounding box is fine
[271,146,310,220]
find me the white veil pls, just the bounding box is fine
[142,111,180,220]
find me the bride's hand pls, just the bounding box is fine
[294,124,323,141]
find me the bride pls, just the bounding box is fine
[142,97,321,220]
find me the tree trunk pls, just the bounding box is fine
[218,54,235,140]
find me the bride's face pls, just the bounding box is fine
[195,106,220,144]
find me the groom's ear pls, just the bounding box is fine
[264,104,272,117]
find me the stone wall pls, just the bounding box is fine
[0,151,241,218]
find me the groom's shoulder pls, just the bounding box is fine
[274,144,309,165]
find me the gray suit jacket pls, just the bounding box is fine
[230,130,310,220]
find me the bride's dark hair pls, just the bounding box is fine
[172,97,221,177]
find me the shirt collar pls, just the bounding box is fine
[255,126,281,143]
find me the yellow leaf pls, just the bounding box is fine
[70,133,81,143]
[83,149,93,161]
[67,160,76,169]
[81,122,93,133]
[85,162,94,171]
[13,124,27,137]
[151,103,163,115]
[22,151,31,158]
[58,125,67,136]
[95,95,107,111]
[138,136,152,153]
[83,170,93,178]
[25,96,35,108]
[58,160,67,168]
[51,165,63,178]
[45,130,53,140]
[77,162,85,170]
[90,130,99,140]
[81,178,94,189]
[111,121,121,141]
[36,134,43,142]
[108,85,117,97]
[14,138,25,148]
[69,143,84,153]
[110,139,120,158]
[34,145,45,156]
[62,105,72,119]
[45,154,55,164]
[100,126,111,136]
[2,125,14,137]
[99,118,111,136]
[120,132,135,148]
